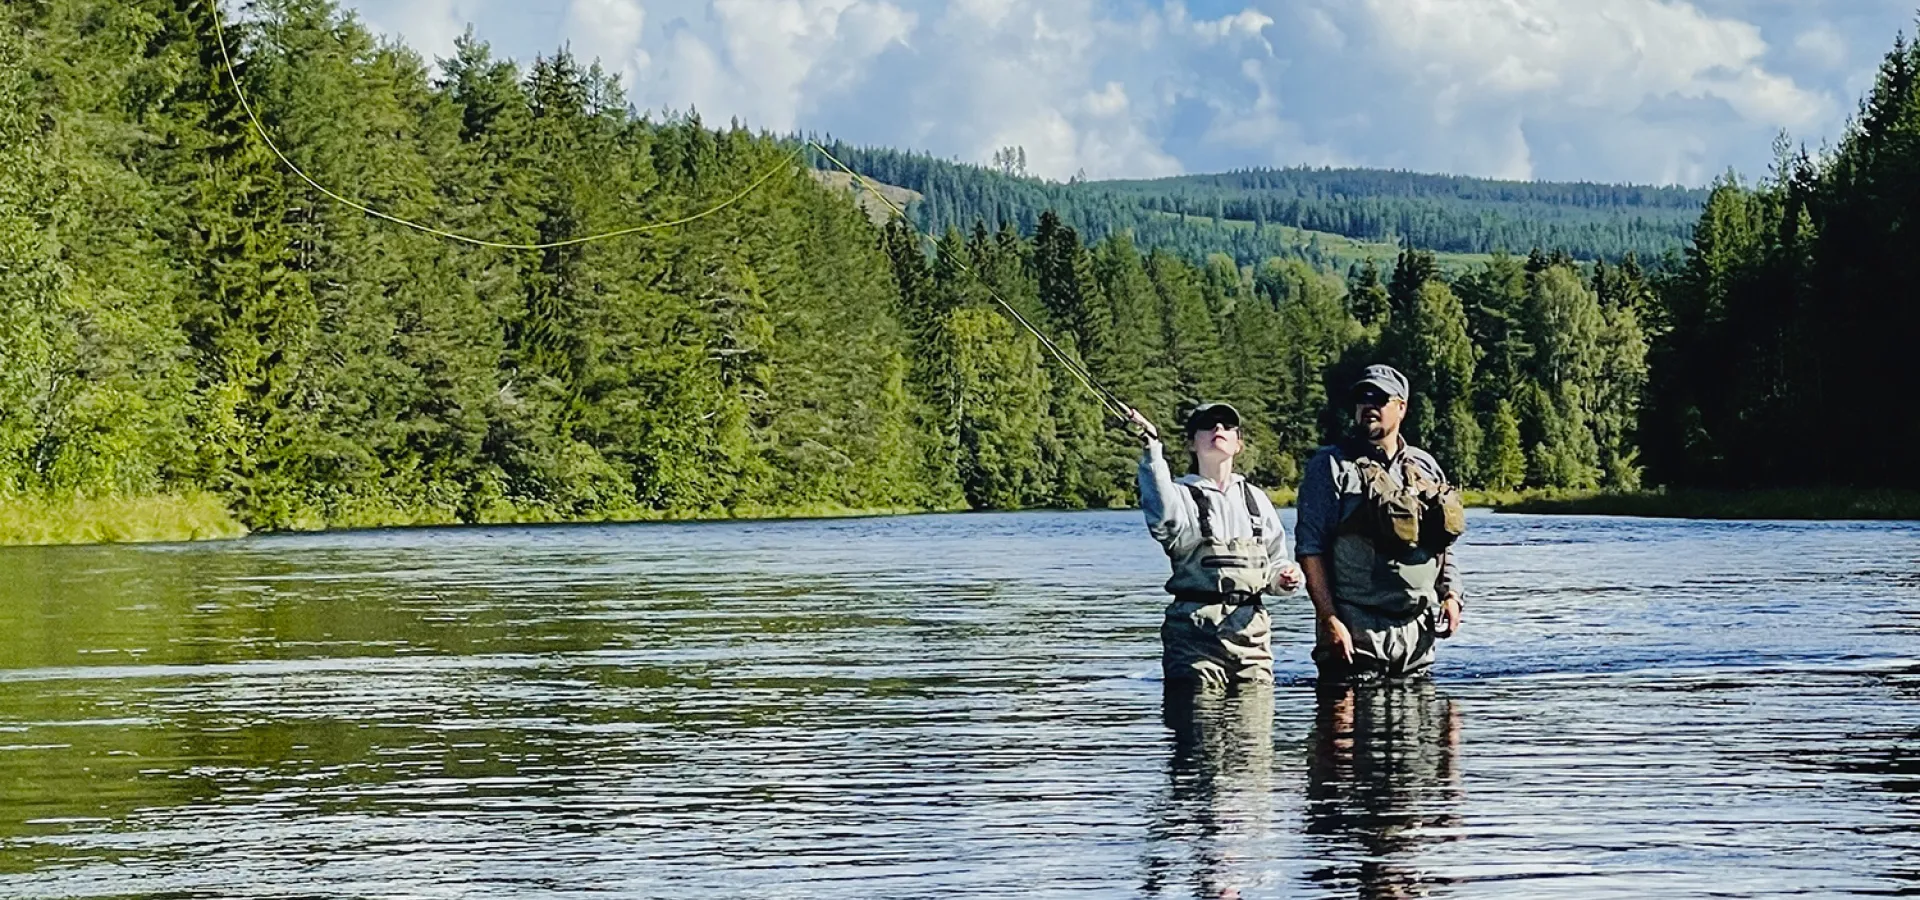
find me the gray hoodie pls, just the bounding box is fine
[1137,440,1289,595]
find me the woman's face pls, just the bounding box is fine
[1189,422,1242,462]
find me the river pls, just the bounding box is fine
[1,511,1916,898]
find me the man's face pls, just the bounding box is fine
[1354,388,1405,441]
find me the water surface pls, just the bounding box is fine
[1,511,1916,898]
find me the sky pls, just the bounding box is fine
[333,0,1919,186]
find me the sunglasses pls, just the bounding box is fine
[1190,421,1239,434]
[1353,390,1393,408]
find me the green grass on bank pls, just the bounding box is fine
[0,493,971,547]
[0,493,248,545]
[5,485,1912,548]
[1483,487,1920,520]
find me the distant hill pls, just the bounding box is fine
[804,141,1707,268]
[807,170,922,225]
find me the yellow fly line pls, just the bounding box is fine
[203,0,799,251]
[206,0,1139,422]
[808,143,1137,423]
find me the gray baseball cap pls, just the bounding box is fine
[1182,402,1242,435]
[1350,364,1410,401]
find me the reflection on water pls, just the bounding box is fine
[1145,682,1466,900]
[0,511,1917,898]
[1146,686,1278,899]
[1307,683,1461,899]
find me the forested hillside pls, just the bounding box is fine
[0,0,1659,535]
[808,142,1707,266]
[1,0,1906,538]
[0,0,951,528]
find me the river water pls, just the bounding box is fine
[0,511,1915,898]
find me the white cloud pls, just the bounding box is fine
[560,0,914,132]
[1309,0,1831,177]
[334,0,1892,185]
[352,0,465,60]
[1186,7,1275,43]
[564,0,648,73]
[1791,24,1849,70]
[1183,0,1844,183]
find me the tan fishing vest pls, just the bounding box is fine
[1164,481,1272,600]
[1330,444,1464,615]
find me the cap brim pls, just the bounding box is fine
[1350,378,1403,400]
[1185,407,1241,433]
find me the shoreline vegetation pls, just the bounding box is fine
[9,3,1916,548]
[1480,488,1920,521]
[5,487,1915,548]
[0,495,969,547]
[0,494,246,546]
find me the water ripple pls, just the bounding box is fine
[0,511,1915,898]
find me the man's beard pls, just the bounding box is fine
[1363,420,1388,440]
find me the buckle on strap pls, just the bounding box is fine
[1175,590,1265,608]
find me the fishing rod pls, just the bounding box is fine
[807,142,1142,427]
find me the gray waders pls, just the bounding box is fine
[1317,446,1457,685]
[1163,483,1274,690]
[1312,598,1439,683]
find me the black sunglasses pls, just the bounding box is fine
[1353,389,1392,407]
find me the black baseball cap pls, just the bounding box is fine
[1183,402,1241,436]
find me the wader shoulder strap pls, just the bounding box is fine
[1185,483,1214,541]
[1187,481,1264,541]
[1240,482,1265,539]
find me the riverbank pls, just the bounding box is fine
[0,494,248,545]
[7,485,1913,548]
[0,494,967,547]
[1482,488,1920,520]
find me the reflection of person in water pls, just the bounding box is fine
[1305,682,1463,898]
[1143,686,1277,899]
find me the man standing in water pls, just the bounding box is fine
[1294,365,1466,683]
[1128,403,1303,689]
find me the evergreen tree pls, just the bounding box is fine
[1522,265,1606,488]
[146,0,317,526]
[1458,253,1531,417]
[1482,400,1527,491]
[947,306,1049,509]
[1150,249,1228,411]
[1093,233,1175,425]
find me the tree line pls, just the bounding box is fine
[1639,30,1920,491]
[877,216,1655,503]
[808,141,1704,265]
[0,0,1666,533]
[2,0,949,527]
[2,0,1905,537]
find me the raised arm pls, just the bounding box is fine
[1129,408,1196,550]
[1138,439,1197,548]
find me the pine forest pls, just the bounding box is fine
[3,0,1917,536]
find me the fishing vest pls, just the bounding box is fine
[1164,481,1273,601]
[1329,441,1465,615]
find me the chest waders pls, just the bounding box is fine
[1319,447,1466,684]
[1162,481,1275,689]
[1163,482,1274,599]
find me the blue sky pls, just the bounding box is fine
[334,0,1918,186]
